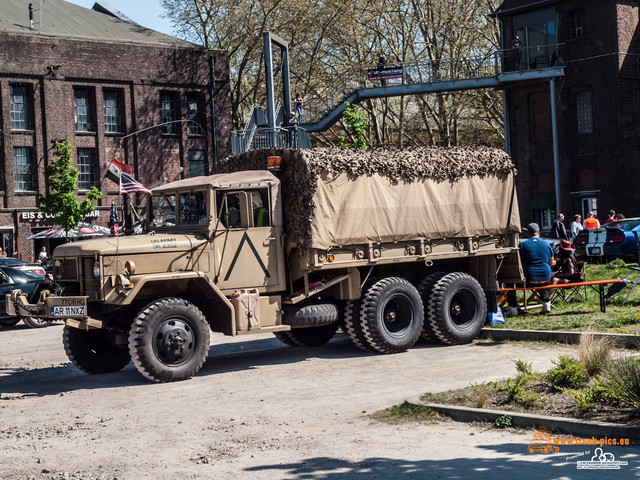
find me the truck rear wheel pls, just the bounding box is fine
[275,322,339,347]
[344,300,374,351]
[63,326,131,374]
[417,271,447,343]
[427,272,486,345]
[360,277,423,353]
[129,298,210,382]
[22,317,54,328]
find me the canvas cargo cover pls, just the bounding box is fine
[312,171,519,249]
[215,147,520,250]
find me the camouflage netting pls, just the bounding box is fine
[214,147,518,250]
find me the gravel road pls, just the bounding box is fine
[0,323,638,479]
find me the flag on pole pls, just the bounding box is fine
[120,172,152,194]
[106,158,133,185]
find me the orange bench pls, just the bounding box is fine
[499,279,624,313]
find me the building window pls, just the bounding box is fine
[187,95,203,135]
[103,90,122,133]
[161,93,178,134]
[10,85,30,130]
[188,150,206,177]
[14,146,33,191]
[77,149,95,191]
[576,90,593,134]
[74,88,93,132]
[570,8,585,39]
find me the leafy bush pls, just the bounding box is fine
[505,374,529,402]
[605,357,640,408]
[565,388,596,417]
[513,359,533,375]
[494,414,512,429]
[545,355,589,390]
[588,378,619,403]
[579,332,613,376]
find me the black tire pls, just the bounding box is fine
[274,331,299,346]
[343,278,381,352]
[129,298,210,382]
[344,299,374,351]
[22,317,54,328]
[282,303,338,327]
[63,326,131,374]
[360,277,424,353]
[417,271,447,343]
[287,322,339,346]
[427,272,487,345]
[0,318,21,327]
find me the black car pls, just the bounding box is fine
[0,266,51,328]
[0,257,46,276]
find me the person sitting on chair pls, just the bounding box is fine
[506,223,555,316]
[551,239,582,285]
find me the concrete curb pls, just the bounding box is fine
[406,396,640,441]
[480,328,640,349]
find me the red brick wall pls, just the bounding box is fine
[0,33,231,261]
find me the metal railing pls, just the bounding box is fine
[302,44,567,126]
[231,126,311,153]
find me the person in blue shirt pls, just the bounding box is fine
[506,222,555,315]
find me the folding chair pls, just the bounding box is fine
[607,231,640,304]
[549,258,587,304]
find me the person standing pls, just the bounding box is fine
[294,93,304,123]
[604,210,616,224]
[287,112,299,147]
[550,213,568,240]
[377,51,387,86]
[512,35,523,70]
[38,246,48,263]
[571,214,583,240]
[506,223,555,315]
[584,211,600,229]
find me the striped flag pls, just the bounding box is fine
[120,172,151,194]
[106,158,133,185]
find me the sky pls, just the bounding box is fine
[64,0,175,36]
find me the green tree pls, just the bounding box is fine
[38,140,102,237]
[338,102,369,149]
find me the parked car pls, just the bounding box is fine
[0,266,51,328]
[574,217,640,261]
[0,257,46,276]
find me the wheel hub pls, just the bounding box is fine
[154,319,195,365]
[385,310,398,323]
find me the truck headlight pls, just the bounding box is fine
[93,262,101,278]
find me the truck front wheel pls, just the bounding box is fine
[427,272,486,345]
[360,277,424,353]
[129,298,210,382]
[63,326,131,374]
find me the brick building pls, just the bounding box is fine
[0,0,230,261]
[495,0,640,229]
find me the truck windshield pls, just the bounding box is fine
[150,194,176,227]
[179,191,207,225]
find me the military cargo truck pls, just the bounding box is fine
[17,147,523,382]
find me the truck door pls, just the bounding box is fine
[214,188,285,292]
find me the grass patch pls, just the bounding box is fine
[491,261,640,334]
[373,401,443,423]
[404,346,640,425]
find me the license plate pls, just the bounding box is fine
[51,305,86,317]
[588,246,602,255]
